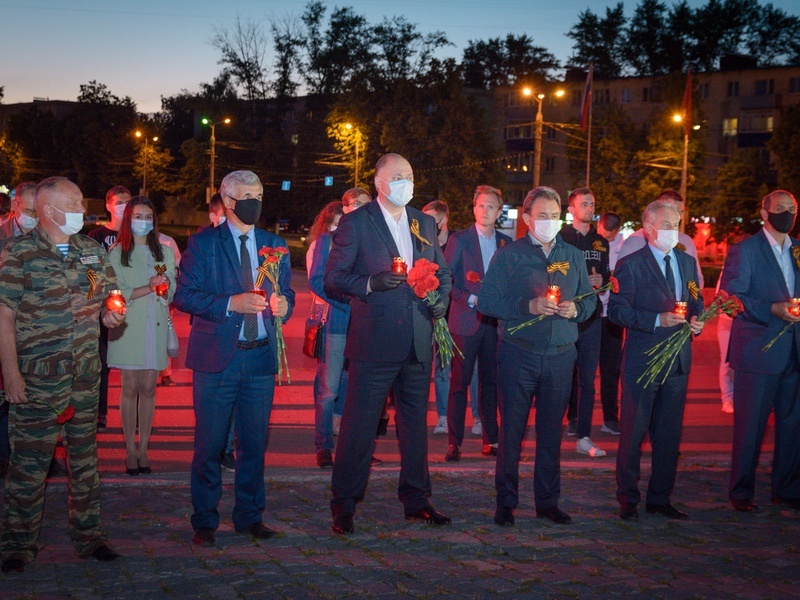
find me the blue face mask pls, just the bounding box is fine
[131,219,154,237]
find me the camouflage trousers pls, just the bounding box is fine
[1,366,107,563]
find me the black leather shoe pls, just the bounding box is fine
[192,527,216,546]
[445,444,461,462]
[97,415,107,431]
[772,496,800,509]
[482,444,498,456]
[731,498,758,512]
[316,449,333,469]
[536,506,573,524]
[619,503,639,521]
[236,522,278,539]
[0,558,24,573]
[376,416,389,436]
[646,503,689,520]
[332,513,354,534]
[494,506,514,526]
[405,506,452,525]
[90,545,121,562]
[138,466,152,475]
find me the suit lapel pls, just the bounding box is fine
[466,226,485,277]
[675,251,688,301]
[758,230,791,298]
[642,247,674,299]
[366,201,400,261]
[219,224,246,291]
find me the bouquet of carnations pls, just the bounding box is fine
[407,258,463,367]
[256,246,291,384]
[507,276,619,335]
[638,289,743,387]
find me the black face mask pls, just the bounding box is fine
[767,210,795,234]
[232,198,262,225]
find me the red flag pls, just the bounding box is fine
[682,67,693,136]
[579,63,593,133]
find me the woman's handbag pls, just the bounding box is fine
[166,315,180,358]
[302,301,328,359]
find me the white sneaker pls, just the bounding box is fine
[332,415,341,436]
[576,437,607,457]
[721,400,734,414]
[471,419,482,435]
[434,416,448,434]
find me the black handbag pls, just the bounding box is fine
[302,302,328,359]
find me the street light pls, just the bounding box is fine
[522,88,564,188]
[201,117,232,195]
[134,130,158,197]
[344,122,361,187]
[672,114,700,233]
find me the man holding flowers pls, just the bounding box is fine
[720,189,800,513]
[478,186,595,527]
[324,153,452,534]
[608,200,704,521]
[175,170,294,546]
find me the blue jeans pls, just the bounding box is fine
[434,356,479,418]
[190,344,275,532]
[314,331,348,451]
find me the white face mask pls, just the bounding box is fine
[50,205,84,236]
[652,228,679,253]
[533,219,562,244]
[381,178,414,207]
[329,224,338,232]
[131,219,154,237]
[17,212,38,231]
[113,203,128,222]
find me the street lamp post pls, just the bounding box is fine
[523,88,564,189]
[345,123,361,187]
[135,130,158,197]
[672,114,697,234]
[202,117,231,195]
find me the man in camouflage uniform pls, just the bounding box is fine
[0,177,125,573]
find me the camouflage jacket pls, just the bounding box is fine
[0,226,117,376]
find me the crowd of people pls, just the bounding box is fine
[0,158,798,573]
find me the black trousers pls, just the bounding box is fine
[599,316,623,423]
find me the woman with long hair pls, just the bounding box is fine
[107,196,176,475]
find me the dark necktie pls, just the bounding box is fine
[663,255,676,300]
[239,234,258,341]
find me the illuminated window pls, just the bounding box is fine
[722,118,738,136]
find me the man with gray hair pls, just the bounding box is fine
[609,200,705,522]
[175,170,295,546]
[0,177,125,572]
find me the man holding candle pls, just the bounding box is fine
[324,153,452,534]
[174,170,295,546]
[609,200,705,522]
[0,177,125,573]
[478,186,595,527]
[720,190,800,513]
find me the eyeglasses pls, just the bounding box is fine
[345,200,367,209]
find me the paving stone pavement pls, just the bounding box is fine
[1,459,799,599]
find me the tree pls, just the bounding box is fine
[371,16,450,88]
[210,17,270,101]
[270,16,303,100]
[707,149,770,240]
[177,139,210,207]
[769,103,800,195]
[745,3,800,66]
[566,3,627,78]
[625,0,670,76]
[133,140,174,196]
[462,34,559,90]
[0,135,25,184]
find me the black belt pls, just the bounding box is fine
[236,338,269,350]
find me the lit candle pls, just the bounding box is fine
[154,282,169,297]
[392,257,407,274]
[105,289,126,313]
[251,288,267,299]
[789,298,800,317]
[546,285,561,303]
[674,301,688,317]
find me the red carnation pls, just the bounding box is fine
[610,276,620,294]
[466,271,482,284]
[56,405,75,424]
[258,247,271,257]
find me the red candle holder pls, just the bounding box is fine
[391,257,407,274]
[789,298,800,317]
[251,288,267,299]
[154,282,169,297]
[674,301,688,317]
[106,289,126,313]
[546,285,561,303]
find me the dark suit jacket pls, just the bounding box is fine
[444,225,511,337]
[324,200,452,364]
[174,223,295,373]
[609,245,704,377]
[720,229,800,374]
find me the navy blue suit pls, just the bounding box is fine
[324,200,451,516]
[444,225,511,448]
[174,223,295,532]
[720,230,800,503]
[609,245,703,508]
